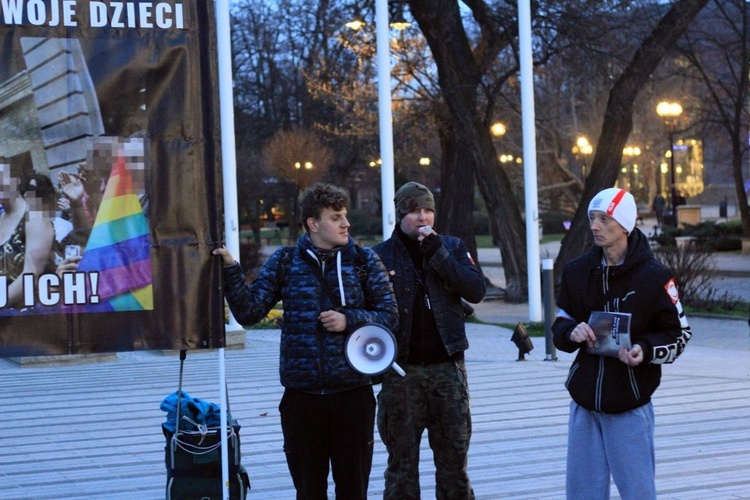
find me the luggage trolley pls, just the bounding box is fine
[162,350,250,499]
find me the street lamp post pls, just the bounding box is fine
[491,121,507,138]
[656,101,683,226]
[491,121,508,166]
[291,160,314,238]
[572,135,593,182]
[346,3,411,239]
[659,161,669,194]
[294,160,314,188]
[622,145,641,191]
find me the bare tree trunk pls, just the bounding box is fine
[437,127,479,264]
[290,185,301,242]
[409,0,528,301]
[474,145,527,301]
[554,0,710,279]
[732,140,750,236]
[691,0,750,238]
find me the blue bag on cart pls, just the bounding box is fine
[161,352,250,499]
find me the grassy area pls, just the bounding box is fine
[684,303,749,319]
[241,304,748,332]
[467,300,749,336]
[499,322,546,337]
[351,232,565,248]
[247,226,566,249]
[466,315,548,337]
[235,304,284,330]
[351,235,385,247]
[248,230,747,324]
[474,233,564,248]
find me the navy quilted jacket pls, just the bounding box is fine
[222,234,399,392]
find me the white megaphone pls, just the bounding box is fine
[345,324,406,377]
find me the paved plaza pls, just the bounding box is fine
[1,234,749,499]
[1,310,749,499]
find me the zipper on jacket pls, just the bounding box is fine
[595,263,610,412]
[317,254,329,390]
[627,366,641,401]
[565,362,580,389]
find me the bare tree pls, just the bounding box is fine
[554,0,710,277]
[231,0,712,299]
[262,129,332,238]
[407,0,530,301]
[404,0,693,301]
[678,0,750,238]
[231,0,439,216]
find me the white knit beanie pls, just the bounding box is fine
[588,188,637,234]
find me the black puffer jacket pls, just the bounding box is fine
[373,229,486,360]
[223,235,399,393]
[552,229,692,413]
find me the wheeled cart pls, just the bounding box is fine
[162,350,250,499]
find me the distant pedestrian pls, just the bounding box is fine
[553,187,692,499]
[651,193,666,227]
[675,190,687,207]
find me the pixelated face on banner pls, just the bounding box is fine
[0,1,225,355]
[1,136,151,314]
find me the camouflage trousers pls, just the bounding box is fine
[377,359,474,500]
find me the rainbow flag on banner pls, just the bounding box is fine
[75,156,153,312]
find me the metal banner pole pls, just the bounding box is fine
[542,258,557,361]
[215,0,236,497]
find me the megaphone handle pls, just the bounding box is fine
[392,362,406,377]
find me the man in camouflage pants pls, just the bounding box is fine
[373,182,486,499]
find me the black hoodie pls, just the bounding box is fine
[552,228,692,413]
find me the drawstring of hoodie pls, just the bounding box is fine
[336,251,345,307]
[601,257,610,296]
[305,248,318,266]
[306,247,347,308]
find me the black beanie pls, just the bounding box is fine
[395,182,435,220]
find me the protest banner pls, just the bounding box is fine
[0,0,225,355]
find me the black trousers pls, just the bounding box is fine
[279,385,375,500]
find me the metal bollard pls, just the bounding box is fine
[542,259,558,361]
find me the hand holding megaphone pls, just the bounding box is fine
[345,324,405,377]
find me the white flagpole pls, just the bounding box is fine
[215,0,237,498]
[375,0,396,240]
[518,0,543,322]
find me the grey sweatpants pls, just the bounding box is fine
[566,401,656,500]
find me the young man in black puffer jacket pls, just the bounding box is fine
[214,183,398,499]
[553,187,692,500]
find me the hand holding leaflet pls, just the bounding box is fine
[586,311,632,357]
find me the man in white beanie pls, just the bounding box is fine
[552,187,692,499]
